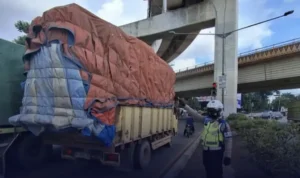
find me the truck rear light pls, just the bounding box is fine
[104,153,120,162]
[63,148,73,156]
[66,149,72,155]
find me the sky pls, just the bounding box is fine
[0,0,299,95]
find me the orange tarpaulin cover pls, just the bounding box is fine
[23,3,176,126]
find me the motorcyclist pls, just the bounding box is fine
[184,113,195,135]
[178,98,232,178]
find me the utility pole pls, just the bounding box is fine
[215,33,232,104]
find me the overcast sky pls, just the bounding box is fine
[0,0,299,94]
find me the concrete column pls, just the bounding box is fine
[151,0,167,53]
[212,0,238,117]
[151,39,163,53]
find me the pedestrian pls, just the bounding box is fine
[178,98,232,178]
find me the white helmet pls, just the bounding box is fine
[206,100,223,118]
[207,100,223,109]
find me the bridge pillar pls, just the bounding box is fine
[212,0,238,117]
[148,0,164,54]
[151,39,163,53]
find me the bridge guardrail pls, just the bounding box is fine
[174,37,300,74]
[238,37,300,56]
[173,61,214,73]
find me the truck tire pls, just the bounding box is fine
[17,134,53,169]
[165,141,172,148]
[133,140,151,169]
[165,137,172,148]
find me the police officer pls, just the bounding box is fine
[178,98,232,178]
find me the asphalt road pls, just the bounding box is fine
[7,120,203,178]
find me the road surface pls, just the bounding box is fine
[7,120,203,178]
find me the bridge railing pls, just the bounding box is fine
[238,37,300,56]
[173,61,213,73]
[174,37,300,74]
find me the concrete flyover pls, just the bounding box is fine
[120,0,238,116]
[120,0,214,63]
[147,0,205,63]
[175,39,300,97]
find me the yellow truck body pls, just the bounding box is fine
[114,106,178,146]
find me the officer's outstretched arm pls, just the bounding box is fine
[184,105,205,123]
[221,122,233,158]
[178,98,205,122]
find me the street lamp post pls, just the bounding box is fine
[169,10,294,105]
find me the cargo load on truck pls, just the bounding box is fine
[9,3,176,147]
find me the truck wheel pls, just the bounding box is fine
[133,140,151,169]
[165,140,172,148]
[17,134,53,169]
[165,137,173,148]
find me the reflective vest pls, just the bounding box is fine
[201,120,224,148]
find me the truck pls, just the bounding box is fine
[0,38,178,177]
[0,4,178,177]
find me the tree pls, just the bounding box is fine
[13,20,30,45]
[258,90,279,101]
[242,90,279,112]
[15,21,30,33]
[271,93,298,110]
[13,36,27,46]
[296,94,300,101]
[242,93,255,112]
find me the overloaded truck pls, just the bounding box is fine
[0,3,178,177]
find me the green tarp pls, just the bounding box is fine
[0,39,25,126]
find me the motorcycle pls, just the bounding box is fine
[184,124,194,138]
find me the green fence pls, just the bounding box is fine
[0,39,25,126]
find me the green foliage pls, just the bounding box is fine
[13,35,27,45]
[14,20,30,33]
[228,114,300,177]
[242,91,278,112]
[13,20,30,45]
[271,93,300,110]
[243,91,300,112]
